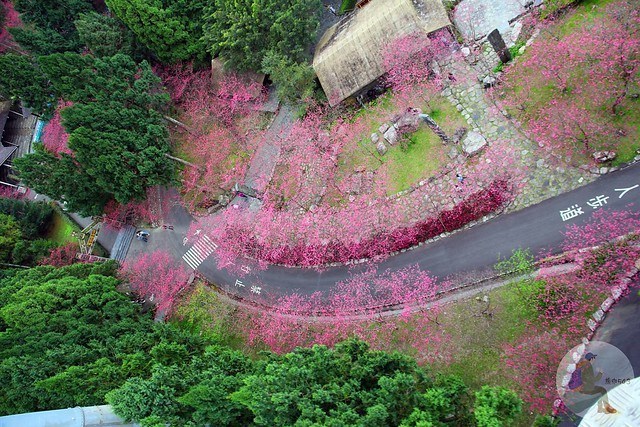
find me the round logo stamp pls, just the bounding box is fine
[556,341,634,418]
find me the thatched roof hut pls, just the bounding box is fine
[313,0,451,106]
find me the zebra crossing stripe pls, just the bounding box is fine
[181,234,217,270]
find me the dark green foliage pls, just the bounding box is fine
[9,27,81,56]
[231,340,431,426]
[105,0,208,63]
[15,54,174,215]
[11,238,56,265]
[107,344,254,426]
[0,53,55,116]
[37,52,169,108]
[0,199,53,240]
[0,262,205,415]
[202,0,322,72]
[74,12,139,58]
[0,200,56,265]
[11,0,94,54]
[14,146,112,216]
[261,51,317,103]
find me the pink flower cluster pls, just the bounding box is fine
[120,250,190,315]
[198,179,511,267]
[234,265,450,360]
[41,101,73,156]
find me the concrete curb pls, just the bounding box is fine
[553,257,640,416]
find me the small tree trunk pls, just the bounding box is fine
[164,115,194,133]
[164,153,203,170]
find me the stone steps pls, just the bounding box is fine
[109,225,136,262]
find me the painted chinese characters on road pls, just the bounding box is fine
[182,232,260,297]
[560,183,638,222]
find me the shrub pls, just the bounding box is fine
[339,0,357,15]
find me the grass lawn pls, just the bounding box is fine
[171,282,247,350]
[47,210,77,245]
[435,284,536,391]
[334,94,465,198]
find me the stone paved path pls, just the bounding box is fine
[439,43,594,213]
[243,103,295,195]
[181,42,601,263]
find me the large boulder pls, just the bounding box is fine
[394,108,422,135]
[383,125,399,145]
[462,131,487,156]
[371,132,380,144]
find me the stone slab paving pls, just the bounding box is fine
[453,0,526,40]
[243,103,295,195]
[438,42,594,213]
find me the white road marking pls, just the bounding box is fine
[182,235,217,270]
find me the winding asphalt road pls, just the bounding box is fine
[161,162,640,302]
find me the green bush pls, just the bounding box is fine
[11,239,56,265]
[339,0,357,14]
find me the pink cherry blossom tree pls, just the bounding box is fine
[120,250,190,315]
[382,29,452,97]
[38,242,80,267]
[41,101,73,156]
[0,1,22,53]
[154,63,265,206]
[235,264,450,360]
[499,2,640,159]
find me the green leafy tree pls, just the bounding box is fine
[0,262,206,415]
[0,213,21,262]
[9,26,80,56]
[16,54,174,214]
[105,0,207,63]
[400,374,471,426]
[10,0,93,54]
[495,248,535,276]
[202,0,322,72]
[0,53,55,115]
[74,12,139,58]
[107,345,253,426]
[11,238,56,265]
[14,146,112,216]
[473,386,523,427]
[231,339,431,426]
[37,52,169,108]
[261,51,317,103]
[0,199,54,240]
